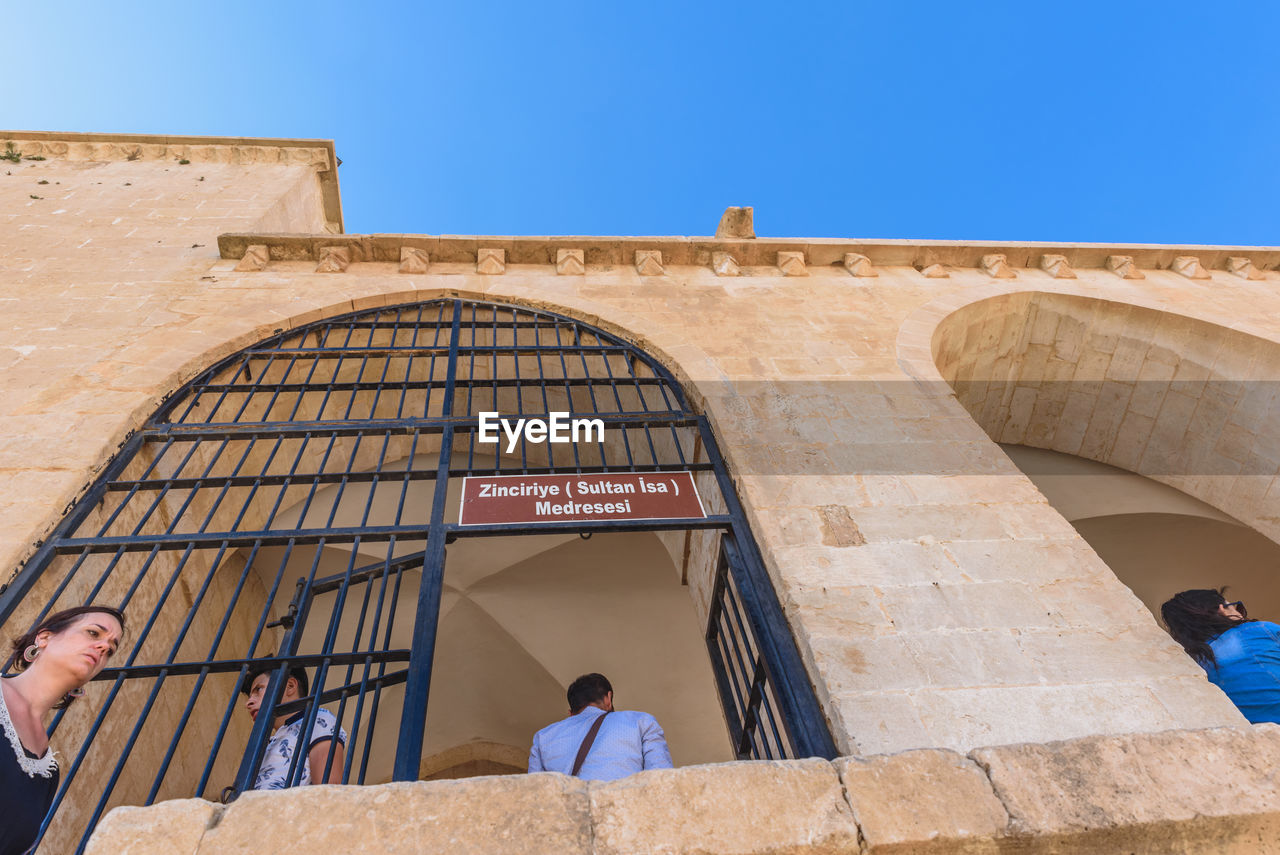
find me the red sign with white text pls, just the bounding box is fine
[458,471,705,526]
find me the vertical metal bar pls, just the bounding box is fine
[392,299,461,781]
[715,524,837,759]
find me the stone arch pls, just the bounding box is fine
[924,291,1280,543]
[0,295,833,853]
[898,290,1280,625]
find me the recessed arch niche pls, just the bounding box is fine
[933,292,1280,619]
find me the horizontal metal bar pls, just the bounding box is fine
[244,344,633,358]
[56,513,732,552]
[282,318,575,332]
[55,527,432,553]
[309,551,426,593]
[105,461,715,492]
[188,377,671,394]
[90,650,412,681]
[105,470,436,492]
[146,412,697,437]
[273,667,409,716]
[444,515,734,537]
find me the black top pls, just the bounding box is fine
[0,686,59,855]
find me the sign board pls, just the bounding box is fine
[459,471,706,526]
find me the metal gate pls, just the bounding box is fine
[0,298,835,852]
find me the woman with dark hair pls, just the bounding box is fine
[1,605,124,855]
[1161,588,1280,724]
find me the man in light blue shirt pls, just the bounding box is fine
[528,673,673,781]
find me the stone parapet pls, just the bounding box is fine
[0,130,343,232]
[84,724,1280,854]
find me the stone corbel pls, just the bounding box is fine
[980,254,1017,279]
[635,250,664,276]
[1105,255,1144,279]
[711,252,740,277]
[399,247,430,274]
[1172,256,1210,280]
[919,263,950,278]
[477,248,506,275]
[234,244,270,272]
[843,253,877,277]
[777,251,807,277]
[1039,254,1076,279]
[556,249,585,275]
[316,246,350,273]
[1226,257,1265,280]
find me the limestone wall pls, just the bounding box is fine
[85,724,1280,854]
[7,136,1280,839]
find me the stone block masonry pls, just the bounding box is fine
[85,725,1280,854]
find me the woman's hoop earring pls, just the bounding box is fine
[23,644,40,663]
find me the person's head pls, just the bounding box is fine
[567,673,613,714]
[1160,588,1249,666]
[240,662,309,722]
[9,605,125,708]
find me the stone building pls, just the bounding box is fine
[3,130,1280,853]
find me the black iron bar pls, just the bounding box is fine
[392,300,461,781]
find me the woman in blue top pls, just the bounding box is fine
[1161,588,1280,724]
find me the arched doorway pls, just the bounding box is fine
[0,298,835,853]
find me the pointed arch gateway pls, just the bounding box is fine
[1,298,835,853]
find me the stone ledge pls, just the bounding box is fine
[84,725,1280,854]
[0,130,343,232]
[215,232,1280,274]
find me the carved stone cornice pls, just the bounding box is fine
[216,232,1280,275]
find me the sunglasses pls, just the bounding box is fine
[1222,600,1248,618]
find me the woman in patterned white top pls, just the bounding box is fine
[2,605,124,855]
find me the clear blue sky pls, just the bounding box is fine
[6,2,1279,244]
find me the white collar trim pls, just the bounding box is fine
[0,681,58,779]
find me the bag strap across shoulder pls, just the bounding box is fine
[571,710,610,777]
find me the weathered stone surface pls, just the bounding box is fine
[817,505,867,547]
[83,728,1280,854]
[777,251,808,276]
[315,245,350,273]
[715,206,755,239]
[635,249,664,275]
[971,725,1280,850]
[712,251,740,276]
[919,262,950,278]
[837,750,1007,852]
[556,248,586,275]
[198,775,591,854]
[399,246,430,274]
[477,247,506,274]
[233,244,269,272]
[85,798,217,855]
[589,759,860,855]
